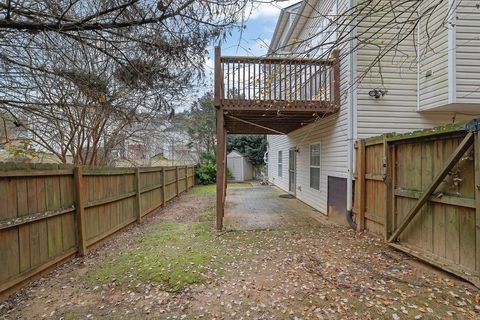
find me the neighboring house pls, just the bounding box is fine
[266,0,480,224]
[160,129,199,166]
[127,143,148,159]
[227,150,254,181]
[111,123,199,166]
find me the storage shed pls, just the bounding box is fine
[227,150,253,181]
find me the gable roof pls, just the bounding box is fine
[227,150,245,158]
[227,150,253,163]
[268,0,320,55]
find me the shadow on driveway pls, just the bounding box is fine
[224,183,324,230]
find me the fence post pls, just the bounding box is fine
[385,141,395,241]
[135,168,141,223]
[383,133,395,240]
[74,166,87,256]
[184,166,188,191]
[176,166,179,196]
[192,167,195,188]
[162,167,166,205]
[357,139,366,231]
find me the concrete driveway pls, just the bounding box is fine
[224,182,324,230]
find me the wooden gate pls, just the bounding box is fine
[384,121,480,286]
[354,134,391,236]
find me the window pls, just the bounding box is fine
[278,151,283,177]
[310,144,321,190]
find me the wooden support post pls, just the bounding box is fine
[74,166,87,256]
[162,167,166,204]
[223,128,227,202]
[388,132,475,243]
[216,109,225,230]
[135,168,141,222]
[214,46,222,106]
[331,49,341,108]
[215,45,226,230]
[357,139,366,231]
[175,166,179,196]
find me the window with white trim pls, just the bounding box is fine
[278,151,283,177]
[310,144,321,190]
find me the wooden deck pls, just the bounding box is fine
[215,47,341,135]
[214,46,341,229]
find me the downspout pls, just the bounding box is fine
[416,6,421,111]
[447,0,456,105]
[346,0,357,230]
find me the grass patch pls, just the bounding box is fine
[87,221,221,292]
[189,182,252,195]
[199,208,215,221]
[63,310,84,320]
[189,184,216,195]
[354,241,378,253]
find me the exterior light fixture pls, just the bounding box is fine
[368,89,388,99]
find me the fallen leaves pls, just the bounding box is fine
[2,190,479,320]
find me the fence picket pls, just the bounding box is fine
[0,164,196,296]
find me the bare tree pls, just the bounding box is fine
[255,0,472,97]
[0,0,250,164]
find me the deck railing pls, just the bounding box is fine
[214,47,340,110]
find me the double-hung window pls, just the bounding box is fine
[278,151,283,177]
[310,144,321,190]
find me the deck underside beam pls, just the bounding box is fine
[223,109,334,134]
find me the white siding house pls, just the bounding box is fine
[267,0,480,225]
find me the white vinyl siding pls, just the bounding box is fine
[267,0,479,217]
[309,144,321,190]
[356,0,477,138]
[268,136,290,192]
[268,0,351,215]
[455,0,480,103]
[277,151,283,177]
[418,0,449,110]
[267,109,348,215]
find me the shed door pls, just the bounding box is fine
[288,149,296,195]
[228,156,243,181]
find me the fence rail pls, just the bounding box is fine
[0,163,195,294]
[353,119,480,287]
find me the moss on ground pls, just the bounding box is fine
[87,220,221,292]
[189,182,252,195]
[87,183,254,293]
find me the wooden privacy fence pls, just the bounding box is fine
[354,119,480,286]
[0,164,195,294]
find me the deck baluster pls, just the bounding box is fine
[217,50,339,110]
